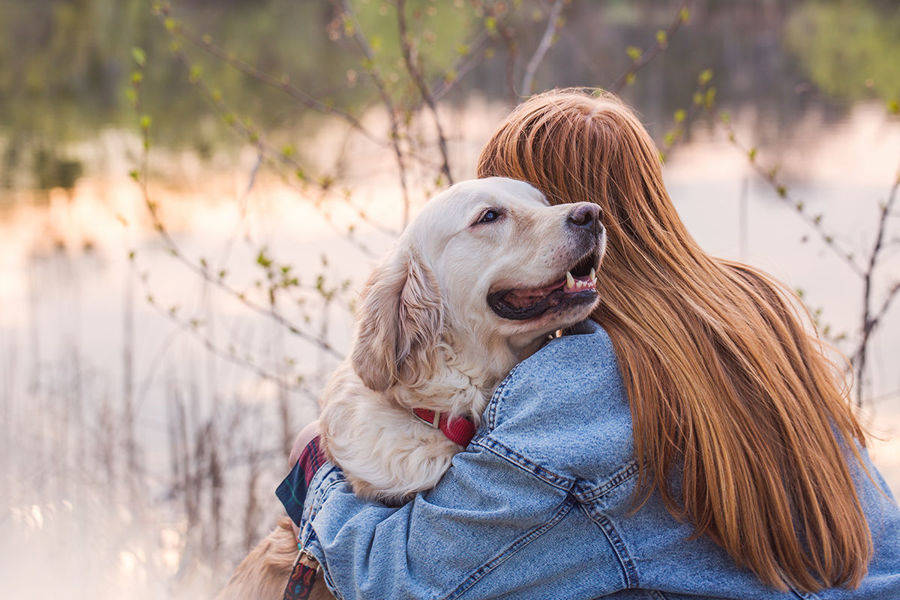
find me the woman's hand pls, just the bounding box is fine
[290,419,321,467]
[287,419,321,541]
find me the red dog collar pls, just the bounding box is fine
[412,408,476,447]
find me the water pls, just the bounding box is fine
[1,0,899,596]
[2,102,899,485]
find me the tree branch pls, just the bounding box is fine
[153,4,380,145]
[396,0,454,185]
[721,119,866,278]
[610,2,689,93]
[521,0,566,96]
[854,171,900,405]
[332,0,413,227]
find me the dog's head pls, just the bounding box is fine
[352,177,606,392]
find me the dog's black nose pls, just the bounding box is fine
[567,204,601,233]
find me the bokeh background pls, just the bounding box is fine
[1,0,899,597]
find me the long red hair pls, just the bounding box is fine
[477,89,870,593]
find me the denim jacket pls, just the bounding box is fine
[291,322,900,599]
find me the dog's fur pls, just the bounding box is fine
[217,178,605,598]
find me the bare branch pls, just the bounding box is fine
[497,22,520,103]
[396,0,454,185]
[332,0,413,227]
[153,4,380,145]
[872,281,900,331]
[658,70,715,162]
[521,0,566,96]
[430,31,492,101]
[143,289,314,393]
[129,57,344,359]
[154,19,393,253]
[722,119,866,278]
[610,2,689,93]
[854,171,900,405]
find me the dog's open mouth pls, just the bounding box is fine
[487,249,600,321]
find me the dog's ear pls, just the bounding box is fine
[351,246,443,392]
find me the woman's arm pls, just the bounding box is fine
[291,434,621,600]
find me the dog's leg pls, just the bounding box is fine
[216,517,334,600]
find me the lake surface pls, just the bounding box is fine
[3,102,899,470]
[3,108,900,600]
[1,1,899,596]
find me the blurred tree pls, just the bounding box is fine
[785,0,900,103]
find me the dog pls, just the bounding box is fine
[217,177,606,598]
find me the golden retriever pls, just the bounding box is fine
[217,177,606,598]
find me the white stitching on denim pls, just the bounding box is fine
[574,461,640,503]
[302,468,346,544]
[579,503,639,588]
[473,435,575,491]
[441,497,576,600]
[485,362,522,430]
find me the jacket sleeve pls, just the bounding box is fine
[297,434,614,600]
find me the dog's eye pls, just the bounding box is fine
[476,209,502,225]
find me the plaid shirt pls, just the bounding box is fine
[276,435,326,526]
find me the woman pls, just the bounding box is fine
[285,89,900,598]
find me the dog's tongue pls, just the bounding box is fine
[503,274,596,309]
[503,280,564,308]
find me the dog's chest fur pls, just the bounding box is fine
[319,346,498,504]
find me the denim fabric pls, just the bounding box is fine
[298,322,900,599]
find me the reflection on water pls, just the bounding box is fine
[3,1,899,190]
[1,98,899,596]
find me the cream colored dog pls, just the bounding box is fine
[218,177,606,598]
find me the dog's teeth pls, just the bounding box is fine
[566,271,575,289]
[590,268,596,281]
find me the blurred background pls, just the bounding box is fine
[1,0,898,597]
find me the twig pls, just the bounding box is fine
[658,69,715,162]
[145,293,311,392]
[870,281,900,333]
[430,31,492,101]
[396,0,454,186]
[141,198,344,359]
[854,172,900,406]
[133,252,331,400]
[153,6,401,247]
[497,22,519,103]
[610,2,689,93]
[332,0,413,227]
[521,0,566,96]
[153,3,381,145]
[721,119,866,277]
[157,24,392,254]
[218,150,263,266]
[129,61,344,360]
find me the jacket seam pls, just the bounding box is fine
[305,473,343,520]
[574,461,640,503]
[300,531,346,600]
[580,504,639,588]
[472,435,575,491]
[301,468,345,546]
[484,363,522,430]
[440,497,576,600]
